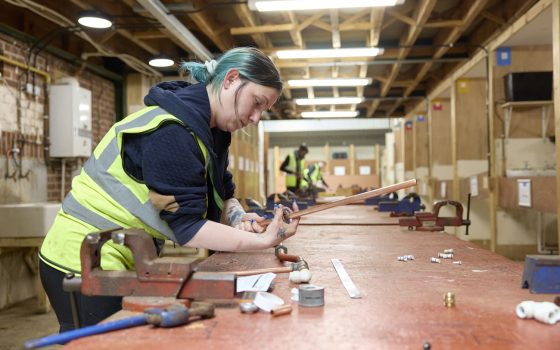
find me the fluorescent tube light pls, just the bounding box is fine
[249,0,404,11]
[295,97,364,105]
[301,111,359,118]
[288,78,372,87]
[277,48,383,59]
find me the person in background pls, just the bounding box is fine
[302,161,329,191]
[39,47,300,332]
[279,143,308,193]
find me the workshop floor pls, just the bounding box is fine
[0,298,60,350]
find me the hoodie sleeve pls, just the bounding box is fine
[122,122,208,245]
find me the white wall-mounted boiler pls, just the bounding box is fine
[49,77,92,157]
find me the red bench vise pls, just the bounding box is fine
[64,227,237,301]
[398,200,471,232]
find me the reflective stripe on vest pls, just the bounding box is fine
[61,106,223,242]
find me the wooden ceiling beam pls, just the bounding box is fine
[187,1,234,52]
[386,8,416,27]
[402,0,489,99]
[233,4,271,48]
[376,0,437,112]
[286,12,303,48]
[330,10,340,49]
[131,31,167,40]
[340,8,371,27]
[231,23,295,35]
[423,20,464,28]
[70,0,160,56]
[297,11,329,31]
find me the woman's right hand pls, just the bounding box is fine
[262,205,300,247]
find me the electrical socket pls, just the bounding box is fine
[25,83,41,96]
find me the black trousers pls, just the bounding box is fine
[39,260,122,333]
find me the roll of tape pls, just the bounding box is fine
[298,284,324,307]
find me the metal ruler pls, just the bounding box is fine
[331,258,361,299]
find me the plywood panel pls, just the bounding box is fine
[404,118,414,171]
[328,159,349,175]
[322,174,379,189]
[498,176,557,213]
[415,115,429,167]
[431,100,452,165]
[231,125,260,200]
[354,160,376,175]
[456,79,487,160]
[493,46,555,138]
[394,127,403,163]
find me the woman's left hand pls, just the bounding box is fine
[233,212,266,233]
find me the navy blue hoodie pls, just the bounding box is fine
[122,81,235,245]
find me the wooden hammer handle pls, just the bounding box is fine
[263,179,417,225]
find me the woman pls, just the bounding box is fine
[39,47,299,332]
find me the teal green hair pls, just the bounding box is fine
[180,47,283,95]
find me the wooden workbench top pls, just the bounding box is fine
[65,205,559,350]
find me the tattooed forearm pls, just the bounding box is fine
[277,227,287,239]
[225,199,245,226]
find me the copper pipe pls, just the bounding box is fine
[277,251,301,263]
[226,267,293,276]
[271,305,292,317]
[262,179,417,225]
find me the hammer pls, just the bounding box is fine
[24,302,214,349]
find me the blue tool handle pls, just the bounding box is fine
[145,307,190,327]
[23,314,147,349]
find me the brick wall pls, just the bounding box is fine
[0,32,117,310]
[0,33,116,203]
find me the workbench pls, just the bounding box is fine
[64,205,558,349]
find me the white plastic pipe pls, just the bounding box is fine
[516,301,560,325]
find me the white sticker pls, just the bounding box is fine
[517,179,531,207]
[334,166,346,176]
[359,166,371,175]
[440,182,447,198]
[470,176,478,197]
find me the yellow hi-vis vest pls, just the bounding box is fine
[301,163,321,189]
[284,152,305,188]
[40,106,223,274]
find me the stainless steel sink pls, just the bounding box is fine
[0,203,61,238]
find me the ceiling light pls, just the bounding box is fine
[148,57,175,67]
[301,111,359,118]
[288,78,372,87]
[77,11,113,29]
[249,0,405,11]
[277,48,384,59]
[295,97,364,105]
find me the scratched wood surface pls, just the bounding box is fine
[65,205,558,350]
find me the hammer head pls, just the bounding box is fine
[144,302,214,327]
[190,302,215,319]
